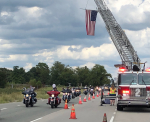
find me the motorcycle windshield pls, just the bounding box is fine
[47,91,60,96]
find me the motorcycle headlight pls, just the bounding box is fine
[26,94,29,97]
[51,94,54,97]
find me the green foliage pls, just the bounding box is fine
[0,71,7,88]
[11,66,26,84]
[29,79,37,86]
[36,63,50,85]
[0,61,112,87]
[36,81,42,89]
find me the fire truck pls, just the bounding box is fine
[94,0,150,111]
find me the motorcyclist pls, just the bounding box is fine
[22,86,37,104]
[47,84,60,104]
[83,85,88,95]
[88,85,92,92]
[66,86,72,100]
[89,86,95,95]
[30,86,37,102]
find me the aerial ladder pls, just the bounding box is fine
[94,0,141,71]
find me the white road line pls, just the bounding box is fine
[113,112,116,114]
[17,105,21,106]
[110,116,114,122]
[30,117,42,122]
[1,108,7,110]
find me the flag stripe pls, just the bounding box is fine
[86,10,96,36]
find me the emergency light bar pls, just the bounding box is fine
[146,68,150,72]
[119,67,126,72]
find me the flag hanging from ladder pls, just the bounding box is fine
[85,10,97,36]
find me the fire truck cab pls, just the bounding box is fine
[116,67,150,111]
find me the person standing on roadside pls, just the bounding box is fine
[109,84,116,106]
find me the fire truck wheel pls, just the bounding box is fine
[117,104,123,111]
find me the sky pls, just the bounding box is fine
[0,0,150,78]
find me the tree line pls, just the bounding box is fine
[0,61,112,88]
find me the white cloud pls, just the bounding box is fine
[1,11,9,16]
[24,63,33,71]
[55,43,118,61]
[125,28,150,56]
[0,0,150,78]
[79,62,95,69]
[0,54,28,62]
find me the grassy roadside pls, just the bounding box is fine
[0,86,65,104]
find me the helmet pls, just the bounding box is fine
[52,84,56,88]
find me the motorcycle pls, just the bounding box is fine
[75,89,81,97]
[71,89,76,99]
[47,90,61,108]
[62,91,71,102]
[22,87,37,107]
[83,89,88,95]
[89,89,95,96]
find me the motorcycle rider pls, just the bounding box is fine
[66,86,72,100]
[89,86,95,95]
[47,84,60,104]
[22,86,37,104]
[30,86,37,102]
[83,85,88,95]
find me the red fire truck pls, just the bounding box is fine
[94,0,150,111]
[116,67,150,110]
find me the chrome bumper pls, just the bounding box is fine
[118,100,150,106]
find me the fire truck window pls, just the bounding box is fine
[119,73,137,85]
[138,73,150,85]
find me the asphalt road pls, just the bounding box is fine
[0,94,84,122]
[2,93,149,122]
[114,106,150,122]
[0,93,116,122]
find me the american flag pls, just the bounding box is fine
[86,10,97,36]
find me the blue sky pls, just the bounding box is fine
[0,0,150,78]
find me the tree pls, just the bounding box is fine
[0,71,7,88]
[75,66,90,86]
[36,62,50,85]
[90,64,112,86]
[36,81,42,89]
[50,61,65,85]
[29,79,36,86]
[11,66,26,84]
[59,66,77,86]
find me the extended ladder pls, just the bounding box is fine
[94,0,141,70]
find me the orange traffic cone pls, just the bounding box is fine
[64,99,68,109]
[79,96,82,104]
[102,113,107,122]
[97,92,99,97]
[83,96,87,102]
[92,93,95,99]
[69,104,77,119]
[88,94,91,101]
